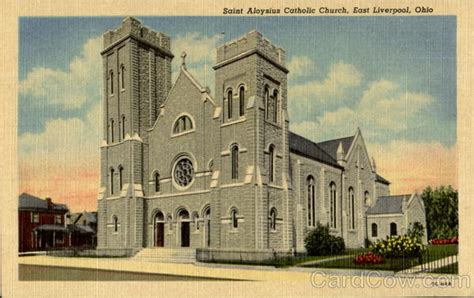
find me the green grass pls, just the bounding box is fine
[432,262,458,274]
[303,244,458,272]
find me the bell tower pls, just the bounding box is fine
[214,31,292,250]
[97,17,174,249]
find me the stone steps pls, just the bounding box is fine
[133,248,197,263]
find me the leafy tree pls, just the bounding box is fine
[421,185,458,240]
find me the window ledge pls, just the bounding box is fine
[221,117,246,127]
[171,129,195,138]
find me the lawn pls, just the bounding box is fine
[432,262,458,274]
[303,244,458,272]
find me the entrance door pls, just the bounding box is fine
[181,222,190,247]
[154,211,165,247]
[155,223,164,247]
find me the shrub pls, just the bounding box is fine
[354,252,384,265]
[304,222,346,256]
[370,235,425,259]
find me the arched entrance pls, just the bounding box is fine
[178,209,190,247]
[203,206,211,247]
[154,211,165,247]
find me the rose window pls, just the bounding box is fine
[173,158,194,187]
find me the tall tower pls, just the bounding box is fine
[213,31,292,249]
[97,17,173,249]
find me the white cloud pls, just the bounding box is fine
[289,61,362,118]
[287,55,315,79]
[291,79,434,141]
[171,32,223,89]
[20,36,102,110]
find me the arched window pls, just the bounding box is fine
[390,222,397,236]
[307,176,316,227]
[264,86,270,120]
[120,65,125,89]
[110,168,115,195]
[231,144,239,179]
[154,172,160,192]
[372,223,378,237]
[121,115,126,140]
[110,71,114,95]
[227,89,233,119]
[110,119,115,143]
[239,86,245,117]
[231,209,238,229]
[349,187,355,229]
[269,145,275,183]
[113,215,118,232]
[173,115,194,135]
[273,90,279,123]
[119,166,124,191]
[364,191,371,206]
[330,182,337,229]
[270,208,277,231]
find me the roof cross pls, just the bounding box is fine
[181,51,187,70]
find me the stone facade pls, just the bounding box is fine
[97,17,423,254]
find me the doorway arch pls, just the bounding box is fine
[178,209,190,247]
[153,211,165,247]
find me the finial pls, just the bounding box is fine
[181,51,187,70]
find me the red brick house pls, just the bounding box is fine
[19,193,69,252]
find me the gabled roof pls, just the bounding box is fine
[316,135,355,161]
[19,193,68,211]
[71,211,97,224]
[367,194,411,215]
[376,174,391,185]
[289,132,343,169]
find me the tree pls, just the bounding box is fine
[421,185,458,240]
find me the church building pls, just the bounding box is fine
[97,17,424,257]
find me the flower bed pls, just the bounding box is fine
[429,237,458,245]
[353,252,384,265]
[370,235,425,258]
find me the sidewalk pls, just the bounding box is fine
[401,255,458,274]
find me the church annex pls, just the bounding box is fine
[97,17,421,255]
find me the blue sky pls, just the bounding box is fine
[20,16,456,144]
[18,16,457,210]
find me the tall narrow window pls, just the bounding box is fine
[122,115,126,139]
[307,176,316,226]
[330,182,337,228]
[231,209,238,229]
[227,89,233,119]
[269,145,275,183]
[110,168,115,195]
[110,71,114,94]
[349,187,355,229]
[239,86,245,117]
[372,223,378,237]
[154,172,160,192]
[120,65,125,89]
[264,86,270,120]
[390,222,397,236]
[111,119,115,143]
[273,90,279,123]
[231,144,239,179]
[119,166,123,191]
[270,208,277,230]
[113,216,118,232]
